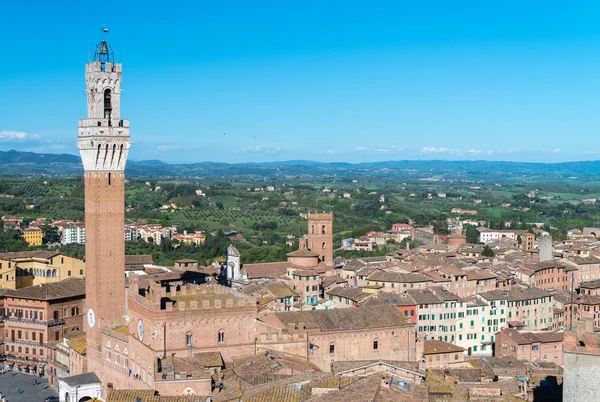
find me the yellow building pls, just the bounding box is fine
[0,251,85,289]
[172,232,206,246]
[21,228,43,246]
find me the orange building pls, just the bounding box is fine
[0,278,85,375]
[423,340,465,368]
[495,327,564,365]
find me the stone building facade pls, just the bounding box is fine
[0,251,85,289]
[0,277,85,376]
[255,305,421,371]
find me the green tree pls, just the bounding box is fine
[482,246,495,257]
[465,225,479,244]
[42,224,61,244]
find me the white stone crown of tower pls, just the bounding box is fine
[77,40,131,171]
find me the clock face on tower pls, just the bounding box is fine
[137,319,144,342]
[87,308,96,328]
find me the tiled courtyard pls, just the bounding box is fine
[0,371,58,401]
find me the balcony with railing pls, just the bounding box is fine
[0,314,64,327]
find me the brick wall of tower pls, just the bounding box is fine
[84,171,126,350]
[306,213,334,265]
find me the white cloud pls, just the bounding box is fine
[488,148,522,155]
[374,146,404,154]
[542,148,561,154]
[157,144,182,151]
[419,147,457,154]
[241,145,282,154]
[325,149,347,155]
[355,146,367,151]
[0,131,41,141]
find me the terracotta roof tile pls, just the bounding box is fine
[274,305,411,332]
[423,340,464,355]
[7,277,85,301]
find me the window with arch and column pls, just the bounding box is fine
[104,88,112,119]
[185,332,193,346]
[218,330,225,344]
[322,225,326,234]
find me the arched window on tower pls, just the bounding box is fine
[185,332,193,346]
[322,242,326,250]
[104,89,112,122]
[322,225,326,234]
[218,330,225,344]
[311,225,315,234]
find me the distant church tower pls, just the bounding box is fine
[77,40,131,357]
[300,212,333,265]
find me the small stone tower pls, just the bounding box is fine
[226,245,241,281]
[300,212,334,265]
[77,39,131,358]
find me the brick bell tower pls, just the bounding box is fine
[300,212,333,265]
[77,39,131,357]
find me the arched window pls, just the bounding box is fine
[329,343,335,354]
[322,242,326,250]
[52,269,57,277]
[104,89,112,119]
[322,225,326,234]
[185,332,193,346]
[218,330,225,344]
[108,172,111,185]
[311,225,315,234]
[373,339,379,351]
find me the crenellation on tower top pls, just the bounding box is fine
[78,39,131,172]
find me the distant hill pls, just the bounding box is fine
[0,150,80,164]
[1,149,600,180]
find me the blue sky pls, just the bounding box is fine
[1,1,599,163]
